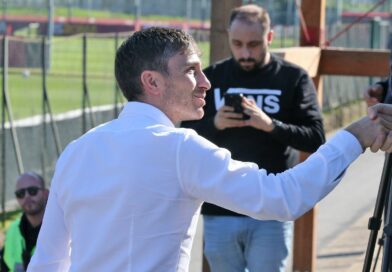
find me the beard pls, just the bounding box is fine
[235,57,264,72]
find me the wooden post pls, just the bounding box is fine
[209,0,242,64]
[293,1,325,271]
[300,0,326,46]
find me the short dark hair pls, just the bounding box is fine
[229,4,271,34]
[115,27,197,101]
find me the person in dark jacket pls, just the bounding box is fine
[182,4,325,272]
[1,172,48,272]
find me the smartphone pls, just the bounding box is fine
[224,93,250,120]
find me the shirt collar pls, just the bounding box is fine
[119,101,175,128]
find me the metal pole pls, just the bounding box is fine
[82,34,87,133]
[2,0,6,34]
[2,36,23,175]
[113,33,121,118]
[82,34,95,133]
[1,36,24,226]
[41,37,62,157]
[41,37,48,181]
[47,0,54,70]
[1,35,6,227]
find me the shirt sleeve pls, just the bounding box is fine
[270,72,325,152]
[177,129,362,221]
[27,181,70,271]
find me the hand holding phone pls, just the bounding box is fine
[224,93,250,120]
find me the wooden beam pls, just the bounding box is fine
[319,48,391,77]
[294,1,326,271]
[271,47,391,78]
[271,47,321,77]
[293,208,318,272]
[209,0,242,64]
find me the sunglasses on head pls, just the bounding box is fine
[14,186,43,199]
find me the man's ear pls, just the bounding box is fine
[140,70,165,97]
[267,30,274,45]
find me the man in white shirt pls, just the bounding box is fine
[28,27,392,272]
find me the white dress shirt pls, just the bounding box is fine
[28,102,363,272]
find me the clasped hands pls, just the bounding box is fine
[356,103,392,153]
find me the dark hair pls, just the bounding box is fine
[115,27,197,101]
[229,4,271,33]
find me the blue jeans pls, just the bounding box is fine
[203,215,293,272]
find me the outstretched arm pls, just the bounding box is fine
[179,104,392,221]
